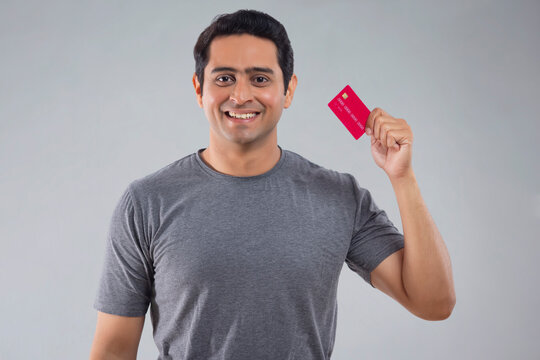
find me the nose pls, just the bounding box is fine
[229,78,253,105]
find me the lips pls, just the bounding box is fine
[224,111,261,122]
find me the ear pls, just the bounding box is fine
[283,73,298,109]
[192,73,203,108]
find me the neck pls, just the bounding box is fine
[200,140,282,177]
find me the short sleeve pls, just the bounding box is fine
[93,184,154,316]
[345,174,404,288]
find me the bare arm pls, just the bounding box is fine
[364,108,455,320]
[371,170,456,320]
[89,311,145,360]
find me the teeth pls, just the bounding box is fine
[228,111,258,119]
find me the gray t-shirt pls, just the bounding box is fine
[93,145,404,359]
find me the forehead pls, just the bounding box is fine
[206,34,280,70]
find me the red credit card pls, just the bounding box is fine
[328,85,370,140]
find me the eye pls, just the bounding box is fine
[254,76,269,84]
[216,75,234,85]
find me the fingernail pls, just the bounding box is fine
[366,128,372,135]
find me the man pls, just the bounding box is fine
[90,9,455,360]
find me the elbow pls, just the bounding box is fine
[429,301,455,321]
[413,293,456,321]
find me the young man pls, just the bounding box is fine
[90,9,455,360]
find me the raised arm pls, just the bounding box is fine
[364,108,456,320]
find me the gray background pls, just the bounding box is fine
[1,0,539,359]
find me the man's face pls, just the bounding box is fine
[193,34,297,148]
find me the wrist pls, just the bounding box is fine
[388,168,416,186]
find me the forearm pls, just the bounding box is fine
[89,337,138,360]
[89,348,136,360]
[389,170,456,318]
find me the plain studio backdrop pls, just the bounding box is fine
[1,0,539,359]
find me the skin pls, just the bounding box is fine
[192,33,456,320]
[365,109,456,320]
[192,34,297,177]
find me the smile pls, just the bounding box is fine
[225,111,261,122]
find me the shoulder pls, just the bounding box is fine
[126,151,199,202]
[282,148,358,193]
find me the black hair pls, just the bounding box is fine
[193,9,294,96]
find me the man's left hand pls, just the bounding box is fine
[365,107,414,180]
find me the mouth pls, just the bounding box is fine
[224,111,261,123]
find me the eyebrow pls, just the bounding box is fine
[210,66,274,75]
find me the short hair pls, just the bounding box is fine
[193,9,294,96]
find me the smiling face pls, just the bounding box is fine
[193,34,297,149]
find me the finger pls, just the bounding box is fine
[386,130,396,148]
[373,112,381,140]
[373,112,388,140]
[375,138,388,153]
[384,126,403,148]
[372,136,389,154]
[366,108,384,134]
[366,109,375,134]
[380,120,389,147]
[387,128,412,147]
[374,114,397,143]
